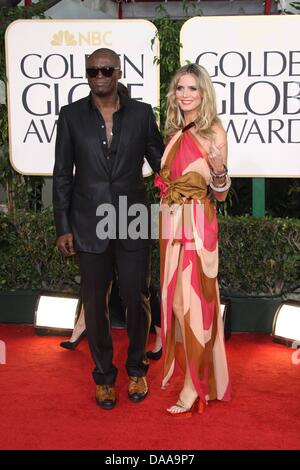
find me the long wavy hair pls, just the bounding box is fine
[164,63,221,140]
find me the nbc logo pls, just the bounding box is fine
[51,31,77,46]
[51,31,112,46]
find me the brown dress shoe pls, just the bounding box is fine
[128,376,148,402]
[96,384,116,410]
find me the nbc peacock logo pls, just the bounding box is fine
[51,30,112,46]
[51,30,77,46]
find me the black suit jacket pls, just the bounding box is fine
[53,94,164,253]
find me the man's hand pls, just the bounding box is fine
[57,233,75,256]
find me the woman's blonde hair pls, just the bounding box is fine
[164,63,221,140]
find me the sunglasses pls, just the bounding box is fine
[86,67,120,78]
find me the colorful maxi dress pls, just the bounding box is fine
[157,123,230,403]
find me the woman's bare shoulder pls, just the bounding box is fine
[212,124,227,149]
[212,123,227,138]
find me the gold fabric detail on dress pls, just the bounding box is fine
[160,167,208,206]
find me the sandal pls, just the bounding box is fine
[167,397,206,418]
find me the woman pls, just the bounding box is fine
[155,64,231,417]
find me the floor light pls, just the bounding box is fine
[272,301,300,347]
[34,292,81,335]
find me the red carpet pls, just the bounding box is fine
[0,324,299,450]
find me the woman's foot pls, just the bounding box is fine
[146,347,162,360]
[146,326,162,359]
[167,396,207,417]
[61,306,87,350]
[167,389,206,417]
[167,397,199,418]
[60,329,86,350]
[167,387,198,413]
[70,324,86,342]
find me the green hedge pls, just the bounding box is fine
[0,209,79,292]
[218,216,300,296]
[0,209,299,297]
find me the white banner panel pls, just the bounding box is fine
[181,16,300,177]
[5,20,159,175]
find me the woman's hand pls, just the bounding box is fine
[208,142,226,174]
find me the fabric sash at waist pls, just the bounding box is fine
[160,168,208,206]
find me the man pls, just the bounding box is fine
[53,48,163,409]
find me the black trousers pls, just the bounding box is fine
[77,241,151,385]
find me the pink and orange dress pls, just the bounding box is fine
[156,123,231,403]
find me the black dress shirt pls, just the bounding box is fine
[89,93,124,173]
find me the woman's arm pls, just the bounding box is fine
[208,125,230,202]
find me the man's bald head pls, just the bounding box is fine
[87,48,121,68]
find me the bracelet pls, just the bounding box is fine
[212,174,226,184]
[210,164,228,178]
[211,174,227,188]
[209,175,231,193]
